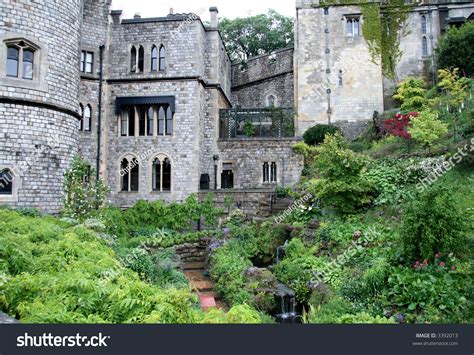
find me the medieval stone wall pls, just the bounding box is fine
[231,48,294,108]
[0,0,83,213]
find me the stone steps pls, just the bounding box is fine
[181,259,226,312]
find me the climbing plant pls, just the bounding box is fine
[361,0,413,80]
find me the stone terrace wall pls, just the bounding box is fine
[231,48,294,108]
[216,138,303,189]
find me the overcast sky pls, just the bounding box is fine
[112,0,295,20]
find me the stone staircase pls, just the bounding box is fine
[271,197,294,215]
[181,260,226,312]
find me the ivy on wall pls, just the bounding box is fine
[320,0,413,80]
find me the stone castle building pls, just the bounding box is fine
[0,0,472,213]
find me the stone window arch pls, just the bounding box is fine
[421,15,427,34]
[79,104,84,130]
[130,46,137,72]
[263,161,278,183]
[159,45,166,71]
[0,167,19,202]
[138,45,145,72]
[151,154,172,192]
[266,94,278,107]
[422,36,428,56]
[346,17,360,37]
[119,154,139,192]
[151,45,158,71]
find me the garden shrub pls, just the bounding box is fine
[0,210,200,324]
[400,185,467,263]
[308,133,374,214]
[384,266,468,323]
[63,156,110,220]
[408,109,448,150]
[201,305,262,324]
[393,77,429,113]
[436,22,474,77]
[303,124,341,146]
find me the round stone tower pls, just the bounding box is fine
[0,0,83,213]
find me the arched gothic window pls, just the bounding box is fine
[421,15,427,34]
[0,169,14,195]
[151,45,158,71]
[152,155,171,192]
[120,156,139,192]
[422,36,428,56]
[159,45,166,71]
[130,46,137,72]
[138,46,145,72]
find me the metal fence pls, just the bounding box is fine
[219,108,295,139]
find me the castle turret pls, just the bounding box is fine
[0,0,83,213]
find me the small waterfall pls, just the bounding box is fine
[275,283,298,323]
[276,240,289,263]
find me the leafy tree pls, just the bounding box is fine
[436,68,470,111]
[218,9,294,62]
[393,77,429,113]
[436,22,474,77]
[400,185,467,263]
[63,156,109,220]
[303,124,341,146]
[407,110,448,149]
[308,133,374,214]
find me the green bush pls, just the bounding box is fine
[303,124,341,146]
[201,305,262,324]
[436,22,474,77]
[400,185,468,263]
[210,241,253,305]
[308,133,374,214]
[393,77,429,113]
[0,210,199,324]
[384,267,468,323]
[120,247,155,282]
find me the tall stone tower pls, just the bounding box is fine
[0,0,83,213]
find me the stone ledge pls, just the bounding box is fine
[0,312,19,324]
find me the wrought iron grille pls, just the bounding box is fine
[219,107,295,139]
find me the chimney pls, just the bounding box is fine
[169,8,174,15]
[134,13,141,19]
[209,7,219,28]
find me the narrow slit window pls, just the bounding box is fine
[83,105,92,131]
[421,15,427,34]
[159,45,166,71]
[130,46,137,72]
[139,107,146,136]
[147,106,154,136]
[130,159,139,191]
[158,106,165,135]
[422,36,428,56]
[121,109,128,136]
[138,46,144,73]
[128,107,136,136]
[152,158,161,191]
[151,46,158,72]
[162,158,171,191]
[85,52,93,74]
[263,162,269,183]
[166,106,173,135]
[270,162,277,183]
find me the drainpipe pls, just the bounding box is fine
[96,45,105,181]
[428,8,436,85]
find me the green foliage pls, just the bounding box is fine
[308,133,374,213]
[408,110,448,149]
[210,241,253,305]
[303,124,341,146]
[243,121,255,137]
[384,267,468,323]
[0,210,199,324]
[201,305,263,324]
[437,68,470,110]
[274,239,329,303]
[436,22,474,77]
[120,247,155,282]
[360,0,413,80]
[63,156,110,220]
[393,77,429,112]
[218,10,294,62]
[400,185,468,263]
[152,249,189,289]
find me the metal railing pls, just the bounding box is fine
[219,107,295,139]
